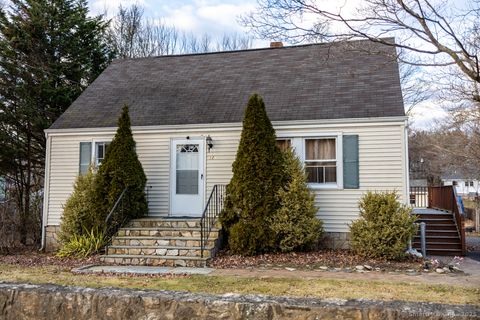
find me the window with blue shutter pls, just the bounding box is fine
[79,142,92,175]
[343,135,359,189]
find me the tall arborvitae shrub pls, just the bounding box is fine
[220,93,285,255]
[95,105,147,232]
[59,167,99,244]
[350,191,417,260]
[271,148,323,252]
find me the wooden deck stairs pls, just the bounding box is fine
[410,185,466,256]
[412,209,463,256]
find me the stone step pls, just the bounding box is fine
[129,218,201,228]
[107,245,212,258]
[111,236,216,247]
[100,254,208,267]
[116,227,219,238]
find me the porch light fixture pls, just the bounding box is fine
[206,135,213,151]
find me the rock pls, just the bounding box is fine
[319,266,329,271]
[436,268,445,274]
[375,267,381,272]
[285,267,296,272]
[452,266,463,272]
[406,269,415,273]
[363,265,372,271]
[355,265,364,271]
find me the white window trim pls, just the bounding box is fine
[79,139,112,171]
[276,132,344,190]
[93,141,110,166]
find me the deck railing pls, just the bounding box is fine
[200,185,226,258]
[409,186,429,208]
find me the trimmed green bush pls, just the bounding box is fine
[350,191,417,260]
[57,227,107,258]
[95,105,147,233]
[220,93,285,255]
[58,167,99,245]
[270,148,323,252]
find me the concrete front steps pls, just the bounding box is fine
[412,211,463,256]
[100,217,220,267]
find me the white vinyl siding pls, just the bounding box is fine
[45,120,407,233]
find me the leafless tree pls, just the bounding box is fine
[109,4,254,58]
[242,0,480,106]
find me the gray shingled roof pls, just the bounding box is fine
[50,39,405,129]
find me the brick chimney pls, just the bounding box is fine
[270,41,283,48]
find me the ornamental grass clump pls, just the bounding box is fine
[57,227,108,258]
[350,191,418,260]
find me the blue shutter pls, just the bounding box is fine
[343,135,359,189]
[79,142,92,175]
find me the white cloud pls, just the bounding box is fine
[409,101,448,130]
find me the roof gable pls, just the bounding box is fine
[50,39,405,129]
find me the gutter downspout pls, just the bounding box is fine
[404,120,410,204]
[40,132,51,251]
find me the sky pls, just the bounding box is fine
[87,0,455,129]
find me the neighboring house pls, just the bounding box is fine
[42,39,408,251]
[442,177,480,197]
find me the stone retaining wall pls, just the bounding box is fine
[0,283,478,320]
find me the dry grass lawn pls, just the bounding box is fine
[0,263,478,306]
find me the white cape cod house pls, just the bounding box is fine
[42,40,409,254]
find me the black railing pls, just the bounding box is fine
[104,187,128,236]
[409,186,429,208]
[200,184,226,258]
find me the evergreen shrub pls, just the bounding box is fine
[270,148,323,252]
[95,105,148,234]
[350,191,417,260]
[220,93,285,255]
[58,167,99,244]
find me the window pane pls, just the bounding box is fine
[79,142,91,175]
[305,161,336,183]
[305,139,336,160]
[176,144,199,195]
[95,142,110,165]
[276,139,291,152]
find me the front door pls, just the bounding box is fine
[171,139,205,216]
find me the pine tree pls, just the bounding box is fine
[220,93,285,255]
[95,105,147,233]
[0,0,114,244]
[270,148,323,252]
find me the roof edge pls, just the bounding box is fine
[45,116,408,136]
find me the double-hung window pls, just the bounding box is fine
[276,136,344,188]
[95,142,110,166]
[79,141,110,174]
[304,138,337,184]
[276,139,291,152]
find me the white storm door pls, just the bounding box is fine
[171,139,205,216]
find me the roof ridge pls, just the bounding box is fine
[112,37,396,62]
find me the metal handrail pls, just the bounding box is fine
[104,187,128,225]
[200,184,226,258]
